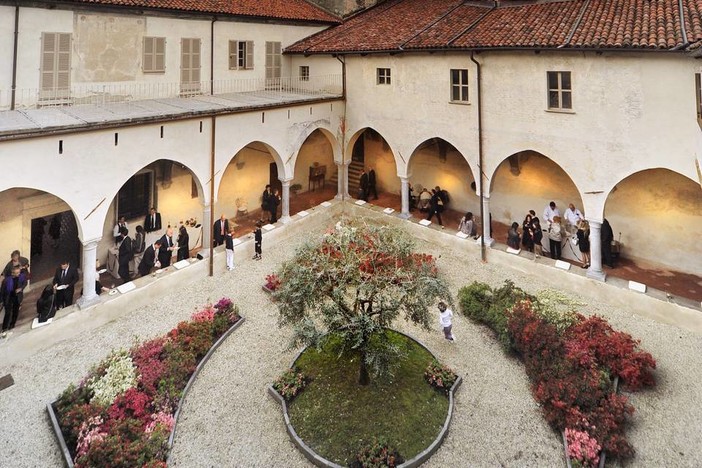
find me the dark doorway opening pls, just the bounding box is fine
[118,172,152,220]
[269,162,282,194]
[30,211,80,283]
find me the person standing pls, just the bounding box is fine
[531,219,544,257]
[601,218,614,268]
[225,228,235,271]
[158,228,175,267]
[213,214,229,247]
[426,189,444,227]
[548,216,564,260]
[144,207,162,234]
[132,225,146,275]
[543,201,560,225]
[521,214,534,252]
[359,169,369,201]
[1,265,28,337]
[138,240,161,277]
[177,225,190,261]
[52,260,79,309]
[252,221,263,260]
[565,203,584,230]
[261,185,273,222]
[2,250,30,279]
[117,226,133,283]
[576,220,591,268]
[113,216,128,241]
[48,214,62,248]
[269,189,281,223]
[31,217,47,256]
[368,167,378,200]
[438,301,455,342]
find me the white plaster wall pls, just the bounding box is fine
[480,51,701,219]
[289,55,343,80]
[214,22,329,82]
[13,7,74,100]
[217,144,273,219]
[0,6,15,106]
[363,136,400,194]
[344,53,479,177]
[604,170,702,274]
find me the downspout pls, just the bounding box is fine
[336,54,347,210]
[10,5,19,110]
[336,54,346,99]
[210,17,216,95]
[209,116,216,276]
[470,51,486,262]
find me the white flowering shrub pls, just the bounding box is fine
[88,350,138,406]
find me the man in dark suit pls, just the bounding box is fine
[117,226,133,283]
[138,240,161,277]
[52,260,79,309]
[1,265,28,336]
[144,207,162,233]
[158,228,175,267]
[213,214,229,247]
[368,167,378,200]
[359,169,369,201]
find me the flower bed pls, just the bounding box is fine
[48,298,242,468]
[263,273,281,294]
[459,282,656,465]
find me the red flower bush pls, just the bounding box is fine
[265,273,281,291]
[53,298,240,466]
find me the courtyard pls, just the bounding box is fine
[0,203,700,467]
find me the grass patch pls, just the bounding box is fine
[289,330,449,465]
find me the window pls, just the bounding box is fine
[450,69,469,102]
[180,38,201,94]
[228,40,254,70]
[377,68,391,85]
[40,32,71,100]
[547,71,572,110]
[696,74,702,121]
[118,172,152,220]
[143,37,165,73]
[265,41,282,82]
[299,65,310,81]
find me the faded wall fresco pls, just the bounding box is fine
[73,13,145,82]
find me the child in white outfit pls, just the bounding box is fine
[225,229,235,271]
[438,302,455,342]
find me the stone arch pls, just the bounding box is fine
[603,168,702,275]
[0,187,83,282]
[345,127,401,198]
[288,125,341,172]
[489,150,585,221]
[407,137,478,215]
[216,141,285,220]
[289,128,338,208]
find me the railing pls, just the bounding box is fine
[0,74,343,112]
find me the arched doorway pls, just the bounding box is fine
[291,128,337,213]
[218,142,281,235]
[346,128,398,202]
[0,188,81,284]
[408,138,477,225]
[603,168,702,301]
[102,160,206,279]
[490,151,583,259]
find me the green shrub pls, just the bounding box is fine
[349,437,405,468]
[459,281,534,349]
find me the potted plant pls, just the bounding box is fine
[290,183,302,196]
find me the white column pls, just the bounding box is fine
[335,161,345,200]
[200,202,211,257]
[280,178,292,224]
[480,196,495,246]
[586,220,606,281]
[342,160,351,199]
[399,176,410,219]
[77,238,101,309]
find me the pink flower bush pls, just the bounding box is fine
[566,428,601,467]
[145,412,175,434]
[75,416,106,458]
[191,306,215,322]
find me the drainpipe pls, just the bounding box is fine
[335,54,346,99]
[210,17,216,95]
[209,116,216,276]
[470,51,486,262]
[335,54,348,208]
[10,5,19,110]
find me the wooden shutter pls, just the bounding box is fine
[41,32,71,98]
[143,37,154,72]
[229,40,237,70]
[245,41,254,70]
[180,38,201,93]
[154,38,165,72]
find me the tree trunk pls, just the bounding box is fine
[358,349,370,386]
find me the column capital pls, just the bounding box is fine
[585,218,602,226]
[80,238,101,248]
[279,178,293,185]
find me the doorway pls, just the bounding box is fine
[30,211,80,282]
[269,162,282,194]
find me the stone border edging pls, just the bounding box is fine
[268,329,462,468]
[46,316,246,468]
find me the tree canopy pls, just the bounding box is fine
[275,220,453,384]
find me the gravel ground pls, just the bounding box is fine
[0,207,700,467]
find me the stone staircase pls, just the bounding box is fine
[328,160,364,198]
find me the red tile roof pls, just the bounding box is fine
[61,0,340,23]
[287,0,701,53]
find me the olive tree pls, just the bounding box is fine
[274,220,452,385]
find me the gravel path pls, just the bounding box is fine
[0,208,700,467]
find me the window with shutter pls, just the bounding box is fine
[229,40,237,70]
[180,38,201,94]
[245,41,254,70]
[230,40,254,70]
[265,41,281,83]
[696,73,702,122]
[40,32,71,100]
[143,37,165,73]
